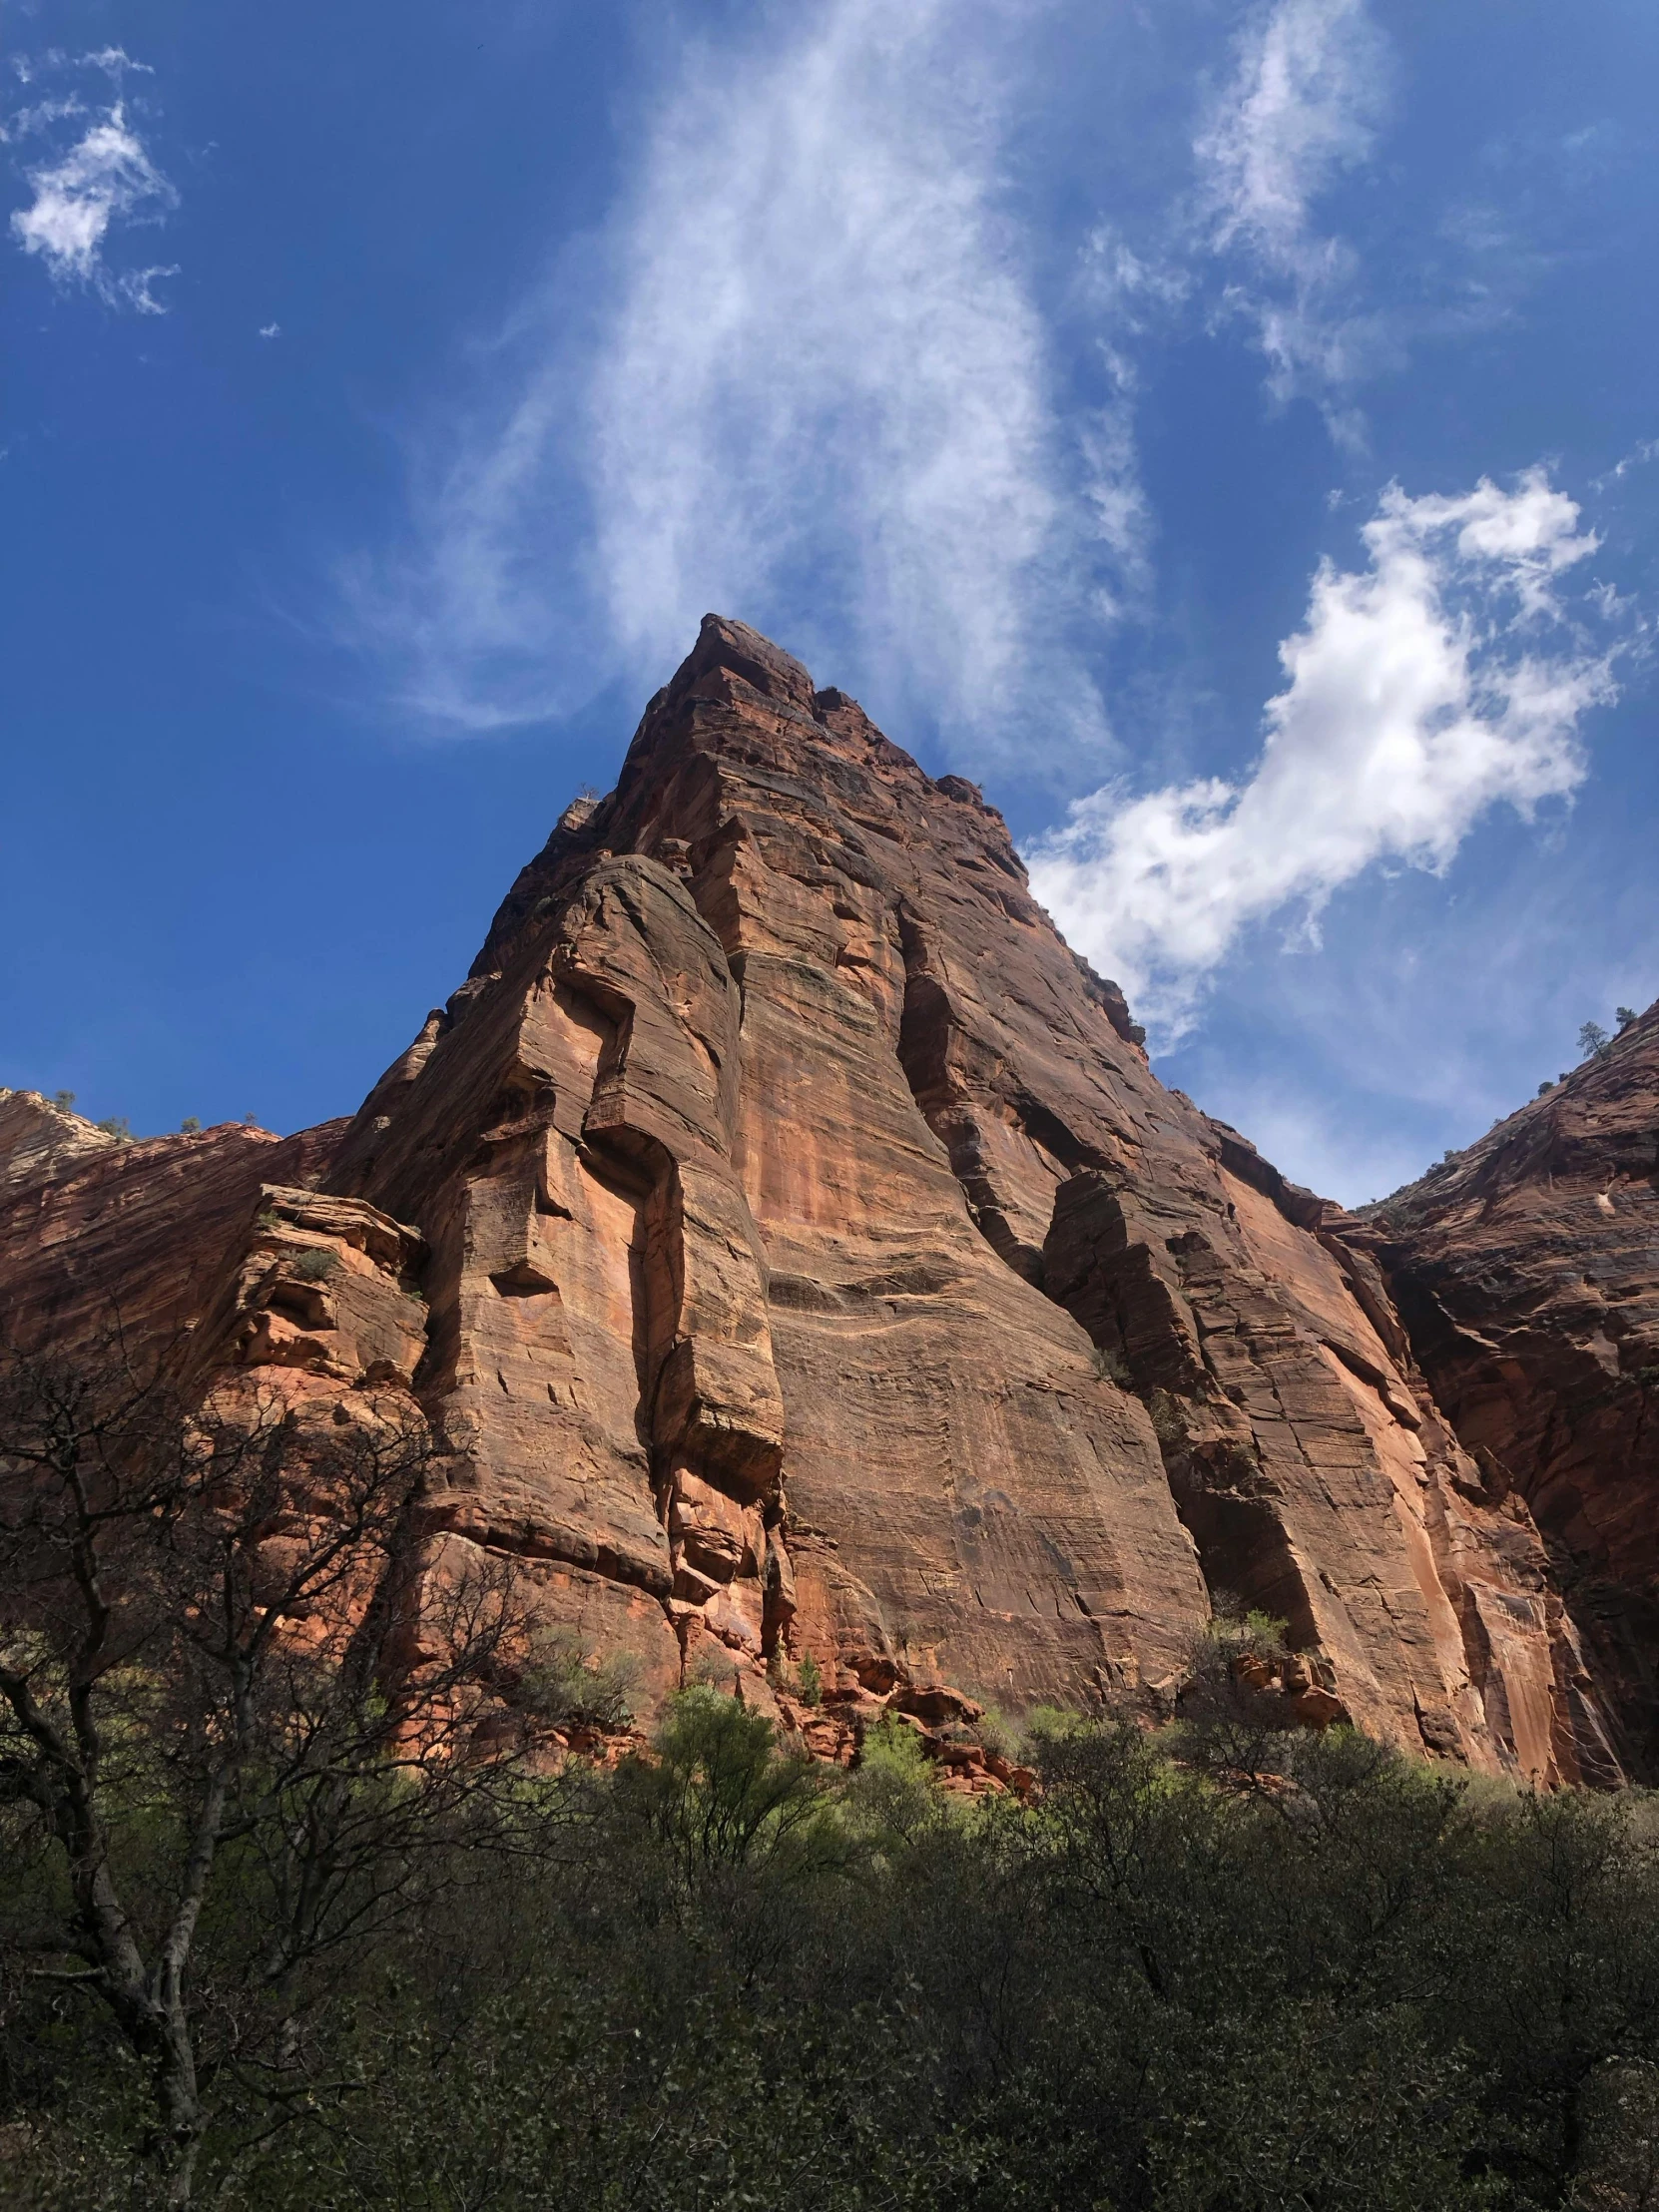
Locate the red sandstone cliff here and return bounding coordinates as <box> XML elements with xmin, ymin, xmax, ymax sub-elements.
<box><xmin>1355</xmin><ymin>1007</ymin><xmax>1659</xmax><ymax>1782</ymax></box>
<box><xmin>2</xmin><ymin>617</ymin><xmax>1647</xmax><ymax>1784</ymax></box>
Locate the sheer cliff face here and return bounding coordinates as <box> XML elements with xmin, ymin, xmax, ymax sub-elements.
<box><xmin>1359</xmin><ymin>1009</ymin><xmax>1659</xmax><ymax>1781</ymax></box>
<box><xmin>1</xmin><ymin>619</ymin><xmax>1643</xmax><ymax>1783</ymax></box>
<box><xmin>308</xmin><ymin>616</ymin><xmax>1606</xmax><ymax>1782</ymax></box>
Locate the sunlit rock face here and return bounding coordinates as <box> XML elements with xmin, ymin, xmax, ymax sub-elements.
<box><xmin>0</xmin><ymin>1090</ymin><xmax>349</xmax><ymax>1361</ymax></box>
<box><xmin>3</xmin><ymin>617</ymin><xmax>1646</xmax><ymax>1784</ymax></box>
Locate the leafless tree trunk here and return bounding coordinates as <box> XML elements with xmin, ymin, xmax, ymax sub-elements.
<box><xmin>0</xmin><ymin>1339</ymin><xmax>547</xmax><ymax>2204</ymax></box>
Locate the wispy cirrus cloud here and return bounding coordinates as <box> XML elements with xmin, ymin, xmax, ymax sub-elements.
<box><xmin>1028</xmin><ymin>467</ymin><xmax>1619</xmax><ymax>1036</ymax></box>
<box><xmin>1594</xmin><ymin>437</ymin><xmax>1659</xmax><ymax>492</ymax></box>
<box><xmin>1070</xmin><ymin>228</ymin><xmax>1187</xmax><ymax>621</ymax></box>
<box><xmin>587</xmin><ymin>0</ymin><xmax>1106</xmax><ymax>765</ymax></box>
<box><xmin>349</xmin><ymin>0</ymin><xmax>1137</xmax><ymax>765</ymax></box>
<box><xmin>4</xmin><ymin>48</ymin><xmax>177</xmax><ymax>311</ymax></box>
<box><xmin>1194</xmin><ymin>0</ymin><xmax>1394</xmax><ymax>437</ymax></box>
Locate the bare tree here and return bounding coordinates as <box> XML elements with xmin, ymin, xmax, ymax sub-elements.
<box><xmin>0</xmin><ymin>1341</ymin><xmax>546</xmax><ymax>2205</ymax></box>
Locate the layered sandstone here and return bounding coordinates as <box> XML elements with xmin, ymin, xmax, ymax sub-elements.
<box><xmin>0</xmin><ymin>619</ymin><xmax>1640</xmax><ymax>1784</ymax></box>
<box><xmin>1357</xmin><ymin>1006</ymin><xmax>1659</xmax><ymax>1781</ymax></box>
<box><xmin>314</xmin><ymin>618</ymin><xmax>1611</xmax><ymax>1780</ymax></box>
<box><xmin>0</xmin><ymin>1092</ymin><xmax>348</xmax><ymax>1359</ymax></box>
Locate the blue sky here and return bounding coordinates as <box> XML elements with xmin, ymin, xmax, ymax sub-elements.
<box><xmin>3</xmin><ymin>0</ymin><xmax>1655</xmax><ymax>1205</ymax></box>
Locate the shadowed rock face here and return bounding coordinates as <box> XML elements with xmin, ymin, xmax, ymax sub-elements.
<box><xmin>1356</xmin><ymin>1007</ymin><xmax>1659</xmax><ymax>1781</ymax></box>
<box><xmin>1</xmin><ymin>617</ymin><xmax>1646</xmax><ymax>1781</ymax></box>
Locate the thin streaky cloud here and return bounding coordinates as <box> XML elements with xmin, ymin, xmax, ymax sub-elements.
<box><xmin>349</xmin><ymin>0</ymin><xmax>1139</xmax><ymax>768</ymax></box>
<box><xmin>82</xmin><ymin>48</ymin><xmax>153</xmax><ymax>79</ymax></box>
<box><xmin>1028</xmin><ymin>467</ymin><xmax>1618</xmax><ymax>1038</ymax></box>
<box><xmin>588</xmin><ymin>0</ymin><xmax>1079</xmax><ymax>762</ymax></box>
<box><xmin>1195</xmin><ymin>0</ymin><xmax>1393</xmax><ymax>436</ymax></box>
<box><xmin>1594</xmin><ymin>437</ymin><xmax>1659</xmax><ymax>491</ymax></box>
<box><xmin>1070</xmin><ymin>226</ymin><xmax>1183</xmax><ymax>621</ymax></box>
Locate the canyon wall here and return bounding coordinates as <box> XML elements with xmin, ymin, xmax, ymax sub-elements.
<box><xmin>3</xmin><ymin>617</ymin><xmax>1651</xmax><ymax>1783</ymax></box>
<box><xmin>1356</xmin><ymin>1007</ymin><xmax>1659</xmax><ymax>1781</ymax></box>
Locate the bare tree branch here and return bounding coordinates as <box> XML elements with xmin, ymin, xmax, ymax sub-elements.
<box><xmin>0</xmin><ymin>1335</ymin><xmax>553</xmax><ymax>2204</ymax></box>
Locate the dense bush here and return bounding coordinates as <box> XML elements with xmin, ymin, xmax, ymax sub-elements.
<box><xmin>4</xmin><ymin>1681</ymin><xmax>1659</xmax><ymax>2210</ymax></box>
<box><xmin>5</xmin><ymin>1350</ymin><xmax>1659</xmax><ymax>2208</ymax></box>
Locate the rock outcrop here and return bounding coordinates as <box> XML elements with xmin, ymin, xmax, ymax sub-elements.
<box><xmin>1</xmin><ymin>618</ymin><xmax>1645</xmax><ymax>1783</ymax></box>
<box><xmin>0</xmin><ymin>1094</ymin><xmax>349</xmax><ymax>1359</ymax></box>
<box><xmin>1357</xmin><ymin>1007</ymin><xmax>1659</xmax><ymax>1781</ymax></box>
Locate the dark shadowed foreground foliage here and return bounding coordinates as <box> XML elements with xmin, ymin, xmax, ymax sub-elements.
<box><xmin>4</xmin><ymin>1352</ymin><xmax>1659</xmax><ymax>2209</ymax></box>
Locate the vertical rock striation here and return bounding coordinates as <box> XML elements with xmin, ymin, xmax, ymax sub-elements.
<box><xmin>0</xmin><ymin>620</ymin><xmax>1641</xmax><ymax>1781</ymax></box>
<box><xmin>315</xmin><ymin>617</ymin><xmax>1608</xmax><ymax>1776</ymax></box>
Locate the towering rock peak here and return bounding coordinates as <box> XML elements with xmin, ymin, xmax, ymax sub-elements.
<box><xmin>467</xmin><ymin>613</ymin><xmax>1038</xmax><ymax>991</ymax></box>
<box><xmin>3</xmin><ymin>622</ymin><xmax>1651</xmax><ymax>1784</ymax></box>
<box><xmin>674</xmin><ymin>609</ymin><xmax>822</xmax><ymax>716</ymax></box>
<box><xmin>305</xmin><ymin>619</ymin><xmax>1626</xmax><ymax>1782</ymax></box>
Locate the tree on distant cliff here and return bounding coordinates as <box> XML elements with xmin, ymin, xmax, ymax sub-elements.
<box><xmin>0</xmin><ymin>1344</ymin><xmax>546</xmax><ymax>2207</ymax></box>
<box><xmin>1580</xmin><ymin>1020</ymin><xmax>1611</xmax><ymax>1058</ymax></box>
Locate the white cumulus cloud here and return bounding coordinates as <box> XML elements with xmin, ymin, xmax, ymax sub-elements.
<box><xmin>1195</xmin><ymin>0</ymin><xmax>1393</xmax><ymax>432</ymax></box>
<box><xmin>6</xmin><ymin>53</ymin><xmax>176</xmax><ymax>311</ymax></box>
<box><xmin>357</xmin><ymin>0</ymin><xmax>1128</xmax><ymax>761</ymax></box>
<box><xmin>1027</xmin><ymin>468</ymin><xmax>1617</xmax><ymax>1035</ymax></box>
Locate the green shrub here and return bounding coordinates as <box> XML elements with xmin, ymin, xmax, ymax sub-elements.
<box><xmin>1199</xmin><ymin>1603</ymin><xmax>1292</xmax><ymax>1666</ymax></box>
<box><xmin>858</xmin><ymin>1711</ymin><xmax>932</xmax><ymax>1785</ymax></box>
<box><xmin>971</xmin><ymin>1705</ymin><xmax>1018</xmax><ymax>1764</ymax></box>
<box><xmin>847</xmin><ymin>1712</ymin><xmax>940</xmax><ymax>1847</ymax></box>
<box><xmin>292</xmin><ymin>1246</ymin><xmax>340</xmax><ymax>1282</ymax></box>
<box><xmin>1090</xmin><ymin>1342</ymin><xmax>1134</xmax><ymax>1386</ymax></box>
<box><xmin>619</xmin><ymin>1686</ymin><xmax>838</xmax><ymax>1883</ymax></box>
<box><xmin>1021</xmin><ymin>1700</ymin><xmax>1092</xmax><ymax>1743</ymax></box>
<box><xmin>690</xmin><ymin>1639</ymin><xmax>741</xmax><ymax>1690</ymax></box>
<box><xmin>766</xmin><ymin>1650</ymin><xmax>825</xmax><ymax>1706</ymax></box>
<box><xmin>10</xmin><ymin>1351</ymin><xmax>1659</xmax><ymax>2212</ymax></box>
<box><xmin>1146</xmin><ymin>1388</ymin><xmax>1189</xmax><ymax>1446</ymax></box>
<box><xmin>518</xmin><ymin>1629</ymin><xmax>636</xmax><ymax>1731</ymax></box>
